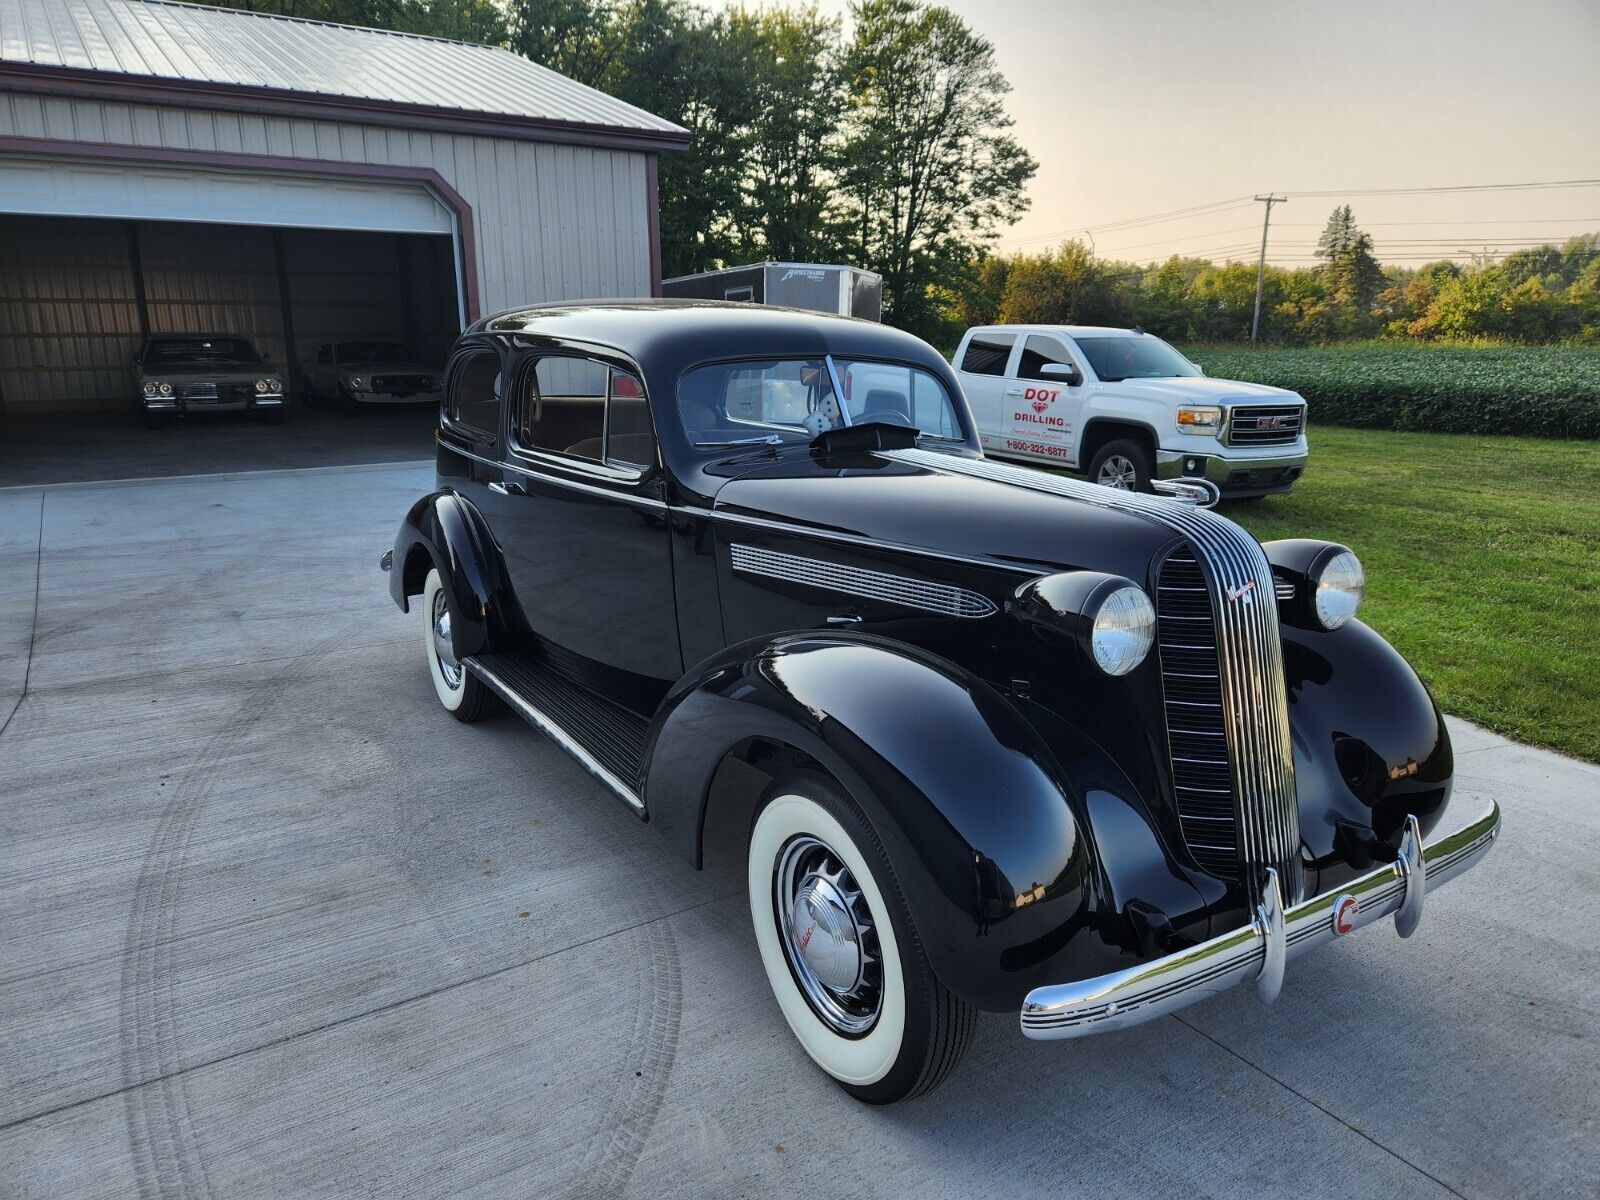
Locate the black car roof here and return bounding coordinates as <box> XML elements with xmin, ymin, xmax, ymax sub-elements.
<box><xmin>469</xmin><ymin>300</ymin><xmax>947</xmax><ymax>373</ymax></box>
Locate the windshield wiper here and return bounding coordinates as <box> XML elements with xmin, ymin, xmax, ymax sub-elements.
<box><xmin>693</xmin><ymin>434</ymin><xmax>786</xmax><ymax>449</ymax></box>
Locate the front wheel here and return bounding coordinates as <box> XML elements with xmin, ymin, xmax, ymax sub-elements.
<box><xmin>1087</xmin><ymin>438</ymin><xmax>1153</xmax><ymax>492</ymax></box>
<box><xmin>748</xmin><ymin>770</ymin><xmax>976</xmax><ymax>1103</ymax></box>
<box><xmin>421</xmin><ymin>567</ymin><xmax>503</xmax><ymax>722</ymax></box>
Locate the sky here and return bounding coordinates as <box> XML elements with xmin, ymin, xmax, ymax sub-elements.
<box><xmin>698</xmin><ymin>0</ymin><xmax>1600</xmax><ymax>267</ymax></box>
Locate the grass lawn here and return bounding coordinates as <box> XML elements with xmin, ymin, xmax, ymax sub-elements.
<box><xmin>1221</xmin><ymin>425</ymin><xmax>1600</xmax><ymax>763</ymax></box>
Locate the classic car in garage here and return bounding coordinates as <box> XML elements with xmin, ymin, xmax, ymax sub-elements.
<box><xmin>382</xmin><ymin>301</ymin><xmax>1500</xmax><ymax>1103</ymax></box>
<box><xmin>136</xmin><ymin>334</ymin><xmax>285</xmax><ymax>427</ymax></box>
<box><xmin>301</xmin><ymin>341</ymin><xmax>443</xmax><ymax>412</ymax></box>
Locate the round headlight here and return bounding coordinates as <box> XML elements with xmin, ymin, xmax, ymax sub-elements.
<box><xmin>142</xmin><ymin>383</ymin><xmax>157</xmax><ymax>397</ymax></box>
<box><xmin>1314</xmin><ymin>550</ymin><xmax>1364</xmax><ymax>630</ymax></box>
<box><xmin>349</xmin><ymin>376</ymin><xmax>365</xmax><ymax>391</ymax></box>
<box><xmin>255</xmin><ymin>378</ymin><xmax>268</xmax><ymax>393</ymax></box>
<box><xmin>269</xmin><ymin>378</ymin><xmax>282</xmax><ymax>392</ymax></box>
<box><xmin>1091</xmin><ymin>586</ymin><xmax>1156</xmax><ymax>676</ymax></box>
<box><xmin>158</xmin><ymin>382</ymin><xmax>173</xmax><ymax>396</ymax></box>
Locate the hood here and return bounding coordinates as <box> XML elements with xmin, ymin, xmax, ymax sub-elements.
<box><xmin>339</xmin><ymin>361</ymin><xmax>435</xmax><ymax>376</ymax></box>
<box><xmin>140</xmin><ymin>363</ymin><xmax>272</xmax><ymax>380</ymax></box>
<box><xmin>1094</xmin><ymin>376</ymin><xmax>1301</xmax><ymax>405</ymax></box>
<box><xmin>713</xmin><ymin>450</ymin><xmax>1179</xmax><ymax>584</ymax></box>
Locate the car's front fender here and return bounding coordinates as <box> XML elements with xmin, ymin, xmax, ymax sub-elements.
<box><xmin>643</xmin><ymin>631</ymin><xmax>1203</xmax><ymax>1011</ymax></box>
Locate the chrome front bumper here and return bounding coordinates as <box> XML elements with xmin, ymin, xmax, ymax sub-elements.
<box><xmin>1021</xmin><ymin>800</ymin><xmax>1501</xmax><ymax>1040</ymax></box>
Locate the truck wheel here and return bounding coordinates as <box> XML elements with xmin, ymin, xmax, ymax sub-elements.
<box><xmin>748</xmin><ymin>769</ymin><xmax>976</xmax><ymax>1104</ymax></box>
<box><xmin>1088</xmin><ymin>439</ymin><xmax>1153</xmax><ymax>492</ymax></box>
<box><xmin>422</xmin><ymin>567</ymin><xmax>503</xmax><ymax>722</ymax></box>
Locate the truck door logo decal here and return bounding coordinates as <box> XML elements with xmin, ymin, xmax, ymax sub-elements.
<box><xmin>1003</xmin><ymin>386</ymin><xmax>1072</xmax><ymax>459</ymax></box>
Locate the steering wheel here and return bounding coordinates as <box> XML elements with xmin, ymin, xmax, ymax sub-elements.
<box><xmin>855</xmin><ymin>409</ymin><xmax>915</xmax><ymax>428</ymax></box>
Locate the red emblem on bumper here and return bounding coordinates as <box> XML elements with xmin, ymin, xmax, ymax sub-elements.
<box><xmin>1332</xmin><ymin>893</ymin><xmax>1359</xmax><ymax>936</ymax></box>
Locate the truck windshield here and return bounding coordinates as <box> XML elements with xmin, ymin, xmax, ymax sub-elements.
<box><xmin>679</xmin><ymin>357</ymin><xmax>963</xmax><ymax>446</ymax></box>
<box><xmin>1074</xmin><ymin>336</ymin><xmax>1199</xmax><ymax>383</ymax></box>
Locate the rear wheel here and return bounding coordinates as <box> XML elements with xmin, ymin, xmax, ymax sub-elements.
<box><xmin>421</xmin><ymin>567</ymin><xmax>502</xmax><ymax>722</ymax></box>
<box><xmin>1087</xmin><ymin>438</ymin><xmax>1153</xmax><ymax>492</ymax></box>
<box><xmin>748</xmin><ymin>769</ymin><xmax>976</xmax><ymax>1103</ymax></box>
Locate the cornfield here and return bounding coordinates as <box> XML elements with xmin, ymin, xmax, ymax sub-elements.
<box><xmin>1186</xmin><ymin>344</ymin><xmax>1600</xmax><ymax>439</ymax></box>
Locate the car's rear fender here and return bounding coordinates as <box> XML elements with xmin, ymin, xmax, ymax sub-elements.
<box><xmin>642</xmin><ymin>630</ymin><xmax>1206</xmax><ymax>1011</ymax></box>
<box><xmin>389</xmin><ymin>489</ymin><xmax>521</xmax><ymax>657</ymax></box>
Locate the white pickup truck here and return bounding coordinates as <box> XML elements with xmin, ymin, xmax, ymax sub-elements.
<box><xmin>953</xmin><ymin>324</ymin><xmax>1309</xmax><ymax>498</ymax></box>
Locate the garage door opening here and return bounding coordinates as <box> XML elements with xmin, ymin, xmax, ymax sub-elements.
<box><xmin>0</xmin><ymin>214</ymin><xmax>462</xmax><ymax>485</ymax></box>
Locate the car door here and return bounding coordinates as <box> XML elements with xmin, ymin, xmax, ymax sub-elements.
<box><xmin>1012</xmin><ymin>333</ymin><xmax>1090</xmax><ymax>466</ymax></box>
<box><xmin>490</xmin><ymin>349</ymin><xmax>680</xmax><ymax>701</ymax></box>
<box><xmin>955</xmin><ymin>331</ymin><xmax>1017</xmax><ymax>453</ymax></box>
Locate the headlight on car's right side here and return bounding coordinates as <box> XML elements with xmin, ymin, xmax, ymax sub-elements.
<box><xmin>348</xmin><ymin>376</ymin><xmax>365</xmax><ymax>391</ymax></box>
<box><xmin>1262</xmin><ymin>539</ymin><xmax>1365</xmax><ymax>631</ymax></box>
<box><xmin>1176</xmin><ymin>405</ymin><xmax>1222</xmax><ymax>435</ymax></box>
<box><xmin>1312</xmin><ymin>550</ymin><xmax>1364</xmax><ymax>630</ymax></box>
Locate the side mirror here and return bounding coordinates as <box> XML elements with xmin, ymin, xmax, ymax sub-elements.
<box><xmin>1039</xmin><ymin>362</ymin><xmax>1083</xmax><ymax>387</ymax></box>
<box><xmin>1193</xmin><ymin>362</ymin><xmax>1205</xmax><ymax>376</ymax></box>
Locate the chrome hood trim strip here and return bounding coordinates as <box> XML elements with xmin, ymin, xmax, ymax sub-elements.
<box><xmin>882</xmin><ymin>447</ymin><xmax>1302</xmax><ymax>902</ymax></box>
<box><xmin>731</xmin><ymin>543</ymin><xmax>998</xmax><ymax>618</ymax></box>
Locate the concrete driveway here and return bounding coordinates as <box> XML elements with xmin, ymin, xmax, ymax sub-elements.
<box><xmin>1</xmin><ymin>462</ymin><xmax>1595</xmax><ymax>1199</ymax></box>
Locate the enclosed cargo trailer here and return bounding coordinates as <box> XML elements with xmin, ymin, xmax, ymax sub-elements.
<box><xmin>662</xmin><ymin>262</ymin><xmax>882</xmax><ymax>321</ymax></box>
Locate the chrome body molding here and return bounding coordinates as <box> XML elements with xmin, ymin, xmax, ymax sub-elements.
<box><xmin>463</xmin><ymin>657</ymin><xmax>645</xmax><ymax>813</ymax></box>
<box><xmin>883</xmin><ymin>447</ymin><xmax>1302</xmax><ymax>904</ymax></box>
<box><xmin>1019</xmin><ymin>799</ymin><xmax>1501</xmax><ymax>1040</ymax></box>
<box><xmin>730</xmin><ymin>543</ymin><xmax>998</xmax><ymax>619</ymax></box>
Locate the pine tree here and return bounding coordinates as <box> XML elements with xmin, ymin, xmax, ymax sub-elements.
<box><xmin>1315</xmin><ymin>206</ymin><xmax>1383</xmax><ymax>327</ymax></box>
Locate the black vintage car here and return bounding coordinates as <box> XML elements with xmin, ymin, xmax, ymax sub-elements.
<box><xmin>384</xmin><ymin>301</ymin><xmax>1499</xmax><ymax>1103</ymax></box>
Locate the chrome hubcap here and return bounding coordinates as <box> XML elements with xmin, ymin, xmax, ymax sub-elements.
<box><xmin>430</xmin><ymin>589</ymin><xmax>462</xmax><ymax>689</ymax></box>
<box><xmin>1098</xmin><ymin>455</ymin><xmax>1137</xmax><ymax>489</ymax></box>
<box><xmin>775</xmin><ymin>834</ymin><xmax>882</xmax><ymax>1036</ymax></box>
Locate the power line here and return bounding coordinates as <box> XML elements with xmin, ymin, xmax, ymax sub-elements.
<box><xmin>1000</xmin><ymin>179</ymin><xmax>1600</xmax><ymax>252</ymax></box>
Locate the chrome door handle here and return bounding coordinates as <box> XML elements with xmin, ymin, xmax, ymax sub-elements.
<box><xmin>825</xmin><ymin>614</ymin><xmax>862</xmax><ymax>626</ymax></box>
<box><xmin>487</xmin><ymin>480</ymin><xmax>525</xmax><ymax>496</ymax></box>
<box><xmin>1005</xmin><ymin>388</ymin><xmax>1024</xmax><ymax>396</ymax></box>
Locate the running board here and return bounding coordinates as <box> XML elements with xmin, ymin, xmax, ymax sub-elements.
<box><xmin>465</xmin><ymin>652</ymin><xmax>649</xmax><ymax>815</ymax></box>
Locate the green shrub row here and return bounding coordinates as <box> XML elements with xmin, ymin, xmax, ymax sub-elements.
<box><xmin>1186</xmin><ymin>344</ymin><xmax>1600</xmax><ymax>439</ymax></box>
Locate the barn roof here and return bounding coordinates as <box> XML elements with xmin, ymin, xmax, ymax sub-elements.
<box><xmin>0</xmin><ymin>0</ymin><xmax>689</xmax><ymax>148</ymax></box>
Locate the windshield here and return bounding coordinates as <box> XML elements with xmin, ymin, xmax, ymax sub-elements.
<box><xmin>143</xmin><ymin>337</ymin><xmax>259</xmax><ymax>366</ymax></box>
<box><xmin>679</xmin><ymin>357</ymin><xmax>963</xmax><ymax>447</ymax></box>
<box><xmin>338</xmin><ymin>342</ymin><xmax>411</xmax><ymax>363</ymax></box>
<box><xmin>1074</xmin><ymin>336</ymin><xmax>1199</xmax><ymax>383</ymax></box>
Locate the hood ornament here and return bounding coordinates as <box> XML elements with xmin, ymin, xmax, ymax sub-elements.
<box><xmin>1150</xmin><ymin>478</ymin><xmax>1222</xmax><ymax>508</ymax></box>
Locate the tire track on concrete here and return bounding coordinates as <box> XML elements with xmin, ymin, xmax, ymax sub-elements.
<box><xmin>119</xmin><ymin>627</ymin><xmax>349</xmax><ymax>1200</ymax></box>
<box><xmin>0</xmin><ymin>489</ymin><xmax>45</xmax><ymax>744</ymax></box>
<box><xmin>568</xmin><ymin>836</ymin><xmax>686</xmax><ymax>1198</ymax></box>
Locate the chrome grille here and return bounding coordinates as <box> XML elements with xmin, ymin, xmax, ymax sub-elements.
<box><xmin>881</xmin><ymin>447</ymin><xmax>1303</xmax><ymax>905</ymax></box>
<box><xmin>1157</xmin><ymin>548</ymin><xmax>1237</xmax><ymax>878</ymax></box>
<box><xmin>371</xmin><ymin>374</ymin><xmax>436</xmax><ymax>394</ymax></box>
<box><xmin>177</xmin><ymin>382</ymin><xmax>218</xmax><ymax>400</ymax></box>
<box><xmin>1227</xmin><ymin>405</ymin><xmax>1304</xmax><ymax>446</ymax></box>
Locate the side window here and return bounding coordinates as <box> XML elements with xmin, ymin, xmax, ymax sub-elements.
<box><xmin>910</xmin><ymin>371</ymin><xmax>958</xmax><ymax>439</ymax></box>
<box><xmin>445</xmin><ymin>350</ymin><xmax>502</xmax><ymax>439</ymax></box>
<box><xmin>514</xmin><ymin>356</ymin><xmax>657</xmax><ymax>470</ymax></box>
<box><xmin>1017</xmin><ymin>335</ymin><xmax>1075</xmax><ymax>381</ymax></box>
<box><xmin>959</xmin><ymin>332</ymin><xmax>1014</xmax><ymax>376</ymax></box>
<box><xmin>606</xmin><ymin>370</ymin><xmax>657</xmax><ymax>470</ymax></box>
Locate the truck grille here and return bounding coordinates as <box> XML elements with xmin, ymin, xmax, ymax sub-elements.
<box><xmin>176</xmin><ymin>382</ymin><xmax>218</xmax><ymax>401</ymax></box>
<box><xmin>1227</xmin><ymin>405</ymin><xmax>1304</xmax><ymax>446</ymax></box>
<box><xmin>1156</xmin><ymin>547</ymin><xmax>1239</xmax><ymax>879</ymax></box>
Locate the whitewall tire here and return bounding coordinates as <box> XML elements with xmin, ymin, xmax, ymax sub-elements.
<box><xmin>748</xmin><ymin>770</ymin><xmax>976</xmax><ymax>1103</ymax></box>
<box><xmin>421</xmin><ymin>567</ymin><xmax>502</xmax><ymax>723</ymax></box>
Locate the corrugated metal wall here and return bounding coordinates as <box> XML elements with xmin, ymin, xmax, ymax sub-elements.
<box><xmin>0</xmin><ymin>90</ymin><xmax>655</xmax><ymax>314</ymax></box>
<box><xmin>0</xmin><ymin>215</ymin><xmax>458</xmax><ymax>413</ymax></box>
<box><xmin>0</xmin><ymin>216</ymin><xmax>141</xmax><ymax>407</ymax></box>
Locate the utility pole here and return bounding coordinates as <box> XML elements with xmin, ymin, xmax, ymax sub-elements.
<box><xmin>1250</xmin><ymin>194</ymin><xmax>1287</xmax><ymax>346</ymax></box>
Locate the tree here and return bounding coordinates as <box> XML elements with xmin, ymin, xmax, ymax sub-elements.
<box><xmin>233</xmin><ymin>0</ymin><xmax>504</xmax><ymax>42</ymax></box>
<box><xmin>838</xmin><ymin>0</ymin><xmax>1036</xmax><ymax>339</ymax></box>
<box><xmin>1314</xmin><ymin>205</ymin><xmax>1383</xmax><ymax>329</ymax></box>
<box><xmin>727</xmin><ymin>6</ymin><xmax>850</xmax><ymax>263</ymax></box>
